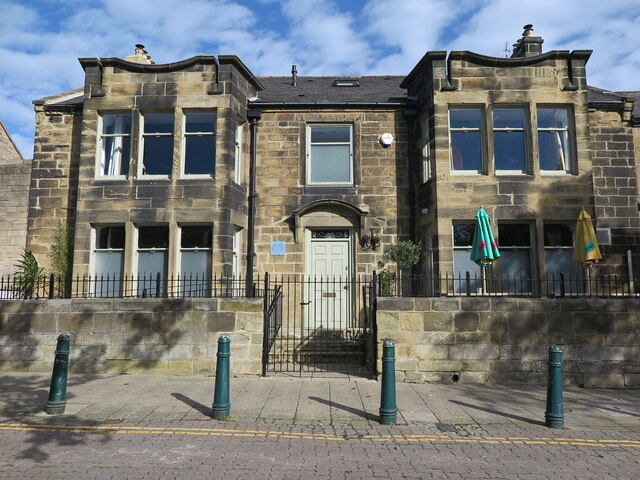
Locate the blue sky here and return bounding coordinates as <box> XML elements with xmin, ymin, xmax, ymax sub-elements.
<box><xmin>1</xmin><ymin>0</ymin><xmax>639</xmax><ymax>158</ymax></box>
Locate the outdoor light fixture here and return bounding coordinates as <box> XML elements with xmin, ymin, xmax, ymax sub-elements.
<box><xmin>360</xmin><ymin>228</ymin><xmax>381</xmax><ymax>250</ymax></box>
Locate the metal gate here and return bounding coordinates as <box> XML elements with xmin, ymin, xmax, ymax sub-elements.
<box><xmin>262</xmin><ymin>274</ymin><xmax>375</xmax><ymax>376</ymax></box>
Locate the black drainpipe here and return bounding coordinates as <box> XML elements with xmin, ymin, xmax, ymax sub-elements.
<box><xmin>404</xmin><ymin>106</ymin><xmax>418</xmax><ymax>244</ymax></box>
<box><xmin>246</xmin><ymin>109</ymin><xmax>262</xmax><ymax>296</ymax></box>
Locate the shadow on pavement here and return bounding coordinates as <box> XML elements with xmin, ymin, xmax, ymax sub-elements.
<box><xmin>449</xmin><ymin>399</ymin><xmax>545</xmax><ymax>426</ymax></box>
<box><xmin>171</xmin><ymin>393</ymin><xmax>212</xmax><ymax>417</ymax></box>
<box><xmin>13</xmin><ymin>417</ymin><xmax>112</xmax><ymax>463</ymax></box>
<box><xmin>308</xmin><ymin>395</ymin><xmax>376</xmax><ymax>421</ymax></box>
<box><xmin>0</xmin><ymin>374</ymin><xmax>115</xmax><ymax>462</ymax></box>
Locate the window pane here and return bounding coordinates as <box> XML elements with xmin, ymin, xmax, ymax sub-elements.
<box><xmin>453</xmin><ymin>250</ymin><xmax>482</xmax><ymax>293</ymax></box>
<box><xmin>102</xmin><ymin>115</ymin><xmax>131</xmax><ymax>135</ymax></box>
<box><xmin>185</xmin><ymin>113</ymin><xmax>215</xmax><ymax>133</ymax></box>
<box><xmin>138</xmin><ymin>251</ymin><xmax>168</xmax><ymax>276</ymax></box>
<box><xmin>538</xmin><ymin>108</ymin><xmax>568</xmax><ymax>129</ymax></box>
<box><xmin>450</xmin><ymin>109</ymin><xmax>482</xmax><ymax>129</ymax></box>
<box><xmin>96</xmin><ymin>226</ymin><xmax>125</xmax><ymax>249</ymax></box>
<box><xmin>311</xmin><ymin>126</ymin><xmax>350</xmax><ymax>143</ymax></box>
<box><xmin>94</xmin><ymin>251</ymin><xmax>123</xmax><ymax>297</ymax></box>
<box><xmin>185</xmin><ymin>136</ymin><xmax>215</xmax><ymax>174</ymax></box>
<box><xmin>544</xmin><ymin>250</ymin><xmax>583</xmax><ymax>295</ymax></box>
<box><xmin>310</xmin><ymin>144</ymin><xmax>351</xmax><ymax>182</ymax></box>
<box><xmin>143</xmin><ymin>136</ymin><xmax>173</xmax><ymax>175</ymax></box>
<box><xmin>451</xmin><ymin>131</ymin><xmax>482</xmax><ymax>170</ymax></box>
<box><xmin>493</xmin><ymin>109</ymin><xmax>525</xmax><ymax>129</ymax></box>
<box><xmin>499</xmin><ymin>250</ymin><xmax>532</xmax><ymax>279</ymax></box>
<box><xmin>144</xmin><ymin>114</ymin><xmax>174</xmax><ymax>134</ymax></box>
<box><xmin>181</xmin><ymin>251</ymin><xmax>211</xmax><ymax>276</ymax></box>
<box><xmin>494</xmin><ymin>131</ymin><xmax>525</xmax><ymax>170</ymax></box>
<box><xmin>539</xmin><ymin>131</ymin><xmax>569</xmax><ymax>170</ymax></box>
<box><xmin>102</xmin><ymin>136</ymin><xmax>130</xmax><ymax>176</ymax></box>
<box><xmin>181</xmin><ymin>226</ymin><xmax>212</xmax><ymax>248</ymax></box>
<box><xmin>498</xmin><ymin>224</ymin><xmax>530</xmax><ymax>246</ymax></box>
<box><xmin>138</xmin><ymin>226</ymin><xmax>169</xmax><ymax>248</ymax></box>
<box><xmin>453</xmin><ymin>223</ymin><xmax>475</xmax><ymax>246</ymax></box>
<box><xmin>95</xmin><ymin>251</ymin><xmax>123</xmax><ymax>277</ymax></box>
<box><xmin>544</xmin><ymin>224</ymin><xmax>573</xmax><ymax>246</ymax></box>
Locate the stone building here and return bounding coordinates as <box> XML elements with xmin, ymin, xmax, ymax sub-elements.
<box><xmin>0</xmin><ymin>121</ymin><xmax>30</xmax><ymax>275</ymax></box>
<box><xmin>24</xmin><ymin>27</ymin><xmax>639</xmax><ymax>288</ymax></box>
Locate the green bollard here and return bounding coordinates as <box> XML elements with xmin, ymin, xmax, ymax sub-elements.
<box><xmin>45</xmin><ymin>334</ymin><xmax>71</xmax><ymax>415</ymax></box>
<box><xmin>379</xmin><ymin>338</ymin><xmax>397</xmax><ymax>425</ymax></box>
<box><xmin>212</xmin><ymin>336</ymin><xmax>231</xmax><ymax>420</ymax></box>
<box><xmin>545</xmin><ymin>344</ymin><xmax>564</xmax><ymax>428</ymax></box>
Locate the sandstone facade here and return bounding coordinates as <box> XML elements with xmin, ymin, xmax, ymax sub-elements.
<box><xmin>377</xmin><ymin>297</ymin><xmax>640</xmax><ymax>388</ymax></box>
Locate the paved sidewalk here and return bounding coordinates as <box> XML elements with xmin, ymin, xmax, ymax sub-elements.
<box><xmin>0</xmin><ymin>372</ymin><xmax>638</xmax><ymax>434</ymax></box>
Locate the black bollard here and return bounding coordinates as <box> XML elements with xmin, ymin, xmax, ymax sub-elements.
<box><xmin>379</xmin><ymin>338</ymin><xmax>397</xmax><ymax>424</ymax></box>
<box><xmin>545</xmin><ymin>344</ymin><xmax>564</xmax><ymax>428</ymax></box>
<box><xmin>45</xmin><ymin>334</ymin><xmax>71</xmax><ymax>415</ymax></box>
<box><xmin>212</xmin><ymin>336</ymin><xmax>231</xmax><ymax>420</ymax></box>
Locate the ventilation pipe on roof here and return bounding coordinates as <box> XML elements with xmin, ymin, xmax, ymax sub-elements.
<box><xmin>291</xmin><ymin>65</ymin><xmax>297</xmax><ymax>87</ymax></box>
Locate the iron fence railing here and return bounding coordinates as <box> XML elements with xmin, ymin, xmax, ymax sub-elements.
<box><xmin>376</xmin><ymin>271</ymin><xmax>640</xmax><ymax>298</ymax></box>
<box><xmin>0</xmin><ymin>273</ymin><xmax>263</xmax><ymax>300</ymax></box>
<box><xmin>1</xmin><ymin>271</ymin><xmax>638</xmax><ymax>300</ymax></box>
<box><xmin>261</xmin><ymin>274</ymin><xmax>374</xmax><ymax>375</ymax></box>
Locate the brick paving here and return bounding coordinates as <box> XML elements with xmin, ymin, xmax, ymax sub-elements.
<box><xmin>0</xmin><ymin>372</ymin><xmax>638</xmax><ymax>479</ymax></box>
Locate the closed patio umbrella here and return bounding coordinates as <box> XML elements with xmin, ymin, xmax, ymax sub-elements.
<box><xmin>573</xmin><ymin>209</ymin><xmax>601</xmax><ymax>266</ymax></box>
<box><xmin>471</xmin><ymin>208</ymin><xmax>500</xmax><ymax>292</ymax></box>
<box><xmin>573</xmin><ymin>209</ymin><xmax>601</xmax><ymax>295</ymax></box>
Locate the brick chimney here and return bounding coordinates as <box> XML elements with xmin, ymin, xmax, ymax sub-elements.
<box><xmin>511</xmin><ymin>24</ymin><xmax>544</xmax><ymax>58</ymax></box>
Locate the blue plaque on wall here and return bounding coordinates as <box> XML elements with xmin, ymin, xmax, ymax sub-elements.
<box><xmin>271</xmin><ymin>241</ymin><xmax>285</xmax><ymax>256</ymax></box>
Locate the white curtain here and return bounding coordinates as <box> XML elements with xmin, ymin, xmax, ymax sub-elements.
<box><xmin>101</xmin><ymin>116</ymin><xmax>124</xmax><ymax>175</ymax></box>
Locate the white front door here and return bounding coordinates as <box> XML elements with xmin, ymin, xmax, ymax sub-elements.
<box><xmin>307</xmin><ymin>230</ymin><xmax>352</xmax><ymax>330</ymax></box>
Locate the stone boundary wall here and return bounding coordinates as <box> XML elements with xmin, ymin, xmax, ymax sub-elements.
<box><xmin>377</xmin><ymin>297</ymin><xmax>640</xmax><ymax>388</ymax></box>
<box><xmin>0</xmin><ymin>298</ymin><xmax>263</xmax><ymax>376</ymax></box>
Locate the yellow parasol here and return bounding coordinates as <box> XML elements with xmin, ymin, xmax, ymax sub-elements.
<box><xmin>573</xmin><ymin>210</ymin><xmax>602</xmax><ymax>266</ymax></box>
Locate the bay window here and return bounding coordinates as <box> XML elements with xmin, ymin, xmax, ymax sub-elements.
<box><xmin>497</xmin><ymin>223</ymin><xmax>534</xmax><ymax>293</ymax></box>
<box><xmin>537</xmin><ymin>107</ymin><xmax>573</xmax><ymax>173</ymax></box>
<box><xmin>449</xmin><ymin>108</ymin><xmax>484</xmax><ymax>172</ymax></box>
<box><xmin>184</xmin><ymin>112</ymin><xmax>216</xmax><ymax>175</ymax></box>
<box><xmin>544</xmin><ymin>223</ymin><xmax>582</xmax><ymax>294</ymax></box>
<box><xmin>137</xmin><ymin>226</ymin><xmax>169</xmax><ymax>296</ymax></box>
<box><xmin>99</xmin><ymin>115</ymin><xmax>131</xmax><ymax>177</ymax></box>
<box><xmin>179</xmin><ymin>225</ymin><xmax>212</xmax><ymax>297</ymax></box>
<box><xmin>493</xmin><ymin>108</ymin><xmax>527</xmax><ymax>173</ymax></box>
<box><xmin>93</xmin><ymin>226</ymin><xmax>125</xmax><ymax>297</ymax></box>
<box><xmin>141</xmin><ymin>113</ymin><xmax>174</xmax><ymax>176</ymax></box>
<box><xmin>452</xmin><ymin>222</ymin><xmax>482</xmax><ymax>293</ymax></box>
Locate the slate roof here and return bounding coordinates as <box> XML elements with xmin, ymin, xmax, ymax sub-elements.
<box><xmin>32</xmin><ymin>81</ymin><xmax>639</xmax><ymax>123</ymax></box>
<box><xmin>33</xmin><ymin>88</ymin><xmax>84</xmax><ymax>107</ymax></box>
<box><xmin>253</xmin><ymin>76</ymin><xmax>408</xmax><ymax>104</ymax></box>
<box><xmin>587</xmin><ymin>86</ymin><xmax>640</xmax><ymax>123</ymax></box>
<box><xmin>617</xmin><ymin>91</ymin><xmax>640</xmax><ymax>120</ymax></box>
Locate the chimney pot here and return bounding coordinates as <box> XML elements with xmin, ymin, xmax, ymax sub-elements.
<box><xmin>125</xmin><ymin>43</ymin><xmax>154</xmax><ymax>64</ymax></box>
<box><xmin>510</xmin><ymin>24</ymin><xmax>543</xmax><ymax>58</ymax></box>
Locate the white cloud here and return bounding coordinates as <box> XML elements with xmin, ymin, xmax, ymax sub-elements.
<box><xmin>279</xmin><ymin>0</ymin><xmax>374</xmax><ymax>75</ymax></box>
<box><xmin>1</xmin><ymin>0</ymin><xmax>639</xmax><ymax>158</ymax></box>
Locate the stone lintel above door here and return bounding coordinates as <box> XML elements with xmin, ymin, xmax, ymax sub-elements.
<box><xmin>291</xmin><ymin>199</ymin><xmax>369</xmax><ymax>244</ymax></box>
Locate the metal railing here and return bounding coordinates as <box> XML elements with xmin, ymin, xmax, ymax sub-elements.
<box><xmin>261</xmin><ymin>274</ymin><xmax>374</xmax><ymax>375</ymax></box>
<box><xmin>375</xmin><ymin>271</ymin><xmax>640</xmax><ymax>298</ymax></box>
<box><xmin>0</xmin><ymin>273</ymin><xmax>262</xmax><ymax>300</ymax></box>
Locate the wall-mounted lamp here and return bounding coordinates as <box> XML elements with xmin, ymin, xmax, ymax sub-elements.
<box><xmin>360</xmin><ymin>228</ymin><xmax>381</xmax><ymax>250</ymax></box>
